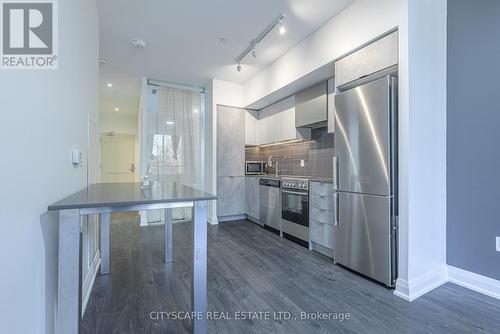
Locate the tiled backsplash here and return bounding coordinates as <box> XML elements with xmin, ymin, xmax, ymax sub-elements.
<box><xmin>246</xmin><ymin>127</ymin><xmax>334</xmax><ymax>178</ymax></box>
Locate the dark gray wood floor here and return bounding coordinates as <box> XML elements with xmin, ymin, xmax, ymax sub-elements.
<box><xmin>81</xmin><ymin>213</ymin><xmax>500</xmax><ymax>334</ymax></box>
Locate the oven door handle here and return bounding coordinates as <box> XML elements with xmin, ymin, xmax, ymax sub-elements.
<box><xmin>282</xmin><ymin>190</ymin><xmax>308</xmax><ymax>196</ymax></box>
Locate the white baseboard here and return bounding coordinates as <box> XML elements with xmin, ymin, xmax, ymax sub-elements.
<box><xmin>394</xmin><ymin>266</ymin><xmax>448</xmax><ymax>301</ymax></box>
<box><xmin>208</xmin><ymin>216</ymin><xmax>218</xmax><ymax>225</ymax></box>
<box><xmin>217</xmin><ymin>215</ymin><xmax>246</xmax><ymax>223</ymax></box>
<box><xmin>82</xmin><ymin>250</ymin><xmax>101</xmax><ymax>315</ymax></box>
<box><xmin>448</xmin><ymin>266</ymin><xmax>500</xmax><ymax>300</ymax></box>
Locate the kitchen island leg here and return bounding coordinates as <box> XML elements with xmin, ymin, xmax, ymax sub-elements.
<box><xmin>100</xmin><ymin>212</ymin><xmax>111</xmax><ymax>275</ymax></box>
<box><xmin>192</xmin><ymin>201</ymin><xmax>207</xmax><ymax>334</ymax></box>
<box><xmin>57</xmin><ymin>209</ymin><xmax>81</xmax><ymax>334</ymax></box>
<box><xmin>164</xmin><ymin>208</ymin><xmax>173</xmax><ymax>263</ymax></box>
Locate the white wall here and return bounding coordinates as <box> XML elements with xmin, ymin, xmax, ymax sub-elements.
<box><xmin>100</xmin><ymin>112</ymin><xmax>139</xmax><ymax>135</ymax></box>
<box><xmin>204</xmin><ymin>79</ymin><xmax>244</xmax><ymax>223</ymax></box>
<box><xmin>100</xmin><ymin>112</ymin><xmax>140</xmax><ymax>181</ymax></box>
<box><xmin>0</xmin><ymin>1</ymin><xmax>99</xmax><ymax>333</ymax></box>
<box><xmin>396</xmin><ymin>0</ymin><xmax>448</xmax><ymax>300</ymax></box>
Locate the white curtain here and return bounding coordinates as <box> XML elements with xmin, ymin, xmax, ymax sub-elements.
<box><xmin>146</xmin><ymin>86</ymin><xmax>202</xmax><ymax>220</ymax></box>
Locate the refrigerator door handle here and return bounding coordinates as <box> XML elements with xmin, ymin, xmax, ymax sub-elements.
<box><xmin>333</xmin><ymin>192</ymin><xmax>339</xmax><ymax>226</ymax></box>
<box><xmin>333</xmin><ymin>156</ymin><xmax>339</xmax><ymax>189</ymax></box>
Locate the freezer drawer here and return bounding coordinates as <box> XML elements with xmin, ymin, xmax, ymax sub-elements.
<box><xmin>333</xmin><ymin>192</ymin><xmax>395</xmax><ymax>286</ymax></box>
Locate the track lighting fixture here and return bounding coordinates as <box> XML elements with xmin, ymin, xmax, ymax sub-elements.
<box><xmin>235</xmin><ymin>14</ymin><xmax>285</xmax><ymax>72</ymax></box>
<box><xmin>279</xmin><ymin>25</ymin><xmax>286</xmax><ymax>35</ymax></box>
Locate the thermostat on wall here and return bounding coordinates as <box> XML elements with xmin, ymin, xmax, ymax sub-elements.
<box><xmin>71</xmin><ymin>149</ymin><xmax>85</xmax><ymax>167</ymax></box>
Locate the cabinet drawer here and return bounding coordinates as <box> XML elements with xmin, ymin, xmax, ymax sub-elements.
<box><xmin>310</xmin><ymin>182</ymin><xmax>333</xmax><ymax>198</ymax></box>
<box><xmin>310</xmin><ymin>219</ymin><xmax>334</xmax><ymax>250</ymax></box>
<box><xmin>310</xmin><ymin>207</ymin><xmax>333</xmax><ymax>225</ymax></box>
<box><xmin>310</xmin><ymin>194</ymin><xmax>333</xmax><ymax>211</ymax></box>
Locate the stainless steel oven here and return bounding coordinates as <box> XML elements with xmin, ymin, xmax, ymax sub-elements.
<box><xmin>246</xmin><ymin>161</ymin><xmax>266</xmax><ymax>175</ymax></box>
<box><xmin>281</xmin><ymin>178</ymin><xmax>309</xmax><ymax>247</ymax></box>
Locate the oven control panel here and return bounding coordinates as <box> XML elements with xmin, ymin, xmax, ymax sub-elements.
<box><xmin>281</xmin><ymin>179</ymin><xmax>309</xmax><ymax>191</ymax></box>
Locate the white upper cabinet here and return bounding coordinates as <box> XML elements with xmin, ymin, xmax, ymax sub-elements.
<box><xmin>245</xmin><ymin>110</ymin><xmax>258</xmax><ymax>146</ymax></box>
<box><xmin>256</xmin><ymin>106</ymin><xmax>269</xmax><ymax>145</ymax></box>
<box><xmin>251</xmin><ymin>96</ymin><xmax>311</xmax><ymax>146</ymax></box>
<box><xmin>335</xmin><ymin>31</ymin><xmax>398</xmax><ymax>89</ymax></box>
<box><xmin>280</xmin><ymin>96</ymin><xmax>297</xmax><ymax>140</ymax></box>
<box><xmin>281</xmin><ymin>95</ymin><xmax>311</xmax><ymax>141</ymax></box>
<box><xmin>268</xmin><ymin>102</ymin><xmax>282</xmax><ymax>144</ymax></box>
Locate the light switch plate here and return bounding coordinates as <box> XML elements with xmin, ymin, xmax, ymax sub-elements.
<box><xmin>496</xmin><ymin>237</ymin><xmax>500</xmax><ymax>252</ymax></box>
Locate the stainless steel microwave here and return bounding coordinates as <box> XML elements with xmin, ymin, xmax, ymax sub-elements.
<box><xmin>245</xmin><ymin>161</ymin><xmax>266</xmax><ymax>175</ymax></box>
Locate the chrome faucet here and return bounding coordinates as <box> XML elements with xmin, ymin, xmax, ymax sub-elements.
<box><xmin>267</xmin><ymin>156</ymin><xmax>280</xmax><ymax>177</ymax></box>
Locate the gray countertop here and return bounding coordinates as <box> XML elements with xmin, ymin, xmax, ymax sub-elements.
<box><xmin>48</xmin><ymin>182</ymin><xmax>217</xmax><ymax>211</ymax></box>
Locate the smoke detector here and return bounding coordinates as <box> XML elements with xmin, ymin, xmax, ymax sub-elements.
<box><xmin>130</xmin><ymin>39</ymin><xmax>146</xmax><ymax>49</ymax></box>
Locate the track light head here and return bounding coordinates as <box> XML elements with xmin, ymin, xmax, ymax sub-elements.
<box><xmin>237</xmin><ymin>63</ymin><xmax>242</xmax><ymax>72</ymax></box>
<box><xmin>252</xmin><ymin>49</ymin><xmax>257</xmax><ymax>58</ymax></box>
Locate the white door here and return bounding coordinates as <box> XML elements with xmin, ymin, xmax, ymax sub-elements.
<box><xmin>100</xmin><ymin>133</ymin><xmax>136</xmax><ymax>183</ymax></box>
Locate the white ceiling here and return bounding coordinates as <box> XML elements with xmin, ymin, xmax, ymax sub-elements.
<box><xmin>97</xmin><ymin>0</ymin><xmax>354</xmax><ymax>115</ymax></box>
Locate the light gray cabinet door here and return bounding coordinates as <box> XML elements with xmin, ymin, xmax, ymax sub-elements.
<box><xmin>295</xmin><ymin>81</ymin><xmax>328</xmax><ymax>127</ymax></box>
<box><xmin>310</xmin><ymin>219</ymin><xmax>334</xmax><ymax>249</ymax></box>
<box><xmin>245</xmin><ymin>177</ymin><xmax>260</xmax><ymax>220</ymax></box>
<box><xmin>217</xmin><ymin>176</ymin><xmax>245</xmax><ymax>217</ymax></box>
<box><xmin>217</xmin><ymin>105</ymin><xmax>245</xmax><ymax>177</ymax></box>
<box><xmin>335</xmin><ymin>31</ymin><xmax>398</xmax><ymax>88</ymax></box>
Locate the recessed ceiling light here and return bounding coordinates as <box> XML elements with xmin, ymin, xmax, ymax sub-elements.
<box><xmin>130</xmin><ymin>39</ymin><xmax>146</xmax><ymax>49</ymax></box>
<box><xmin>219</xmin><ymin>37</ymin><xmax>228</xmax><ymax>44</ymax></box>
<box><xmin>114</xmin><ymin>108</ymin><xmax>119</xmax><ymax>112</ymax></box>
<box><xmin>107</xmin><ymin>83</ymin><xmax>113</xmax><ymax>87</ymax></box>
<box><xmin>166</xmin><ymin>121</ymin><xmax>174</xmax><ymax>125</ymax></box>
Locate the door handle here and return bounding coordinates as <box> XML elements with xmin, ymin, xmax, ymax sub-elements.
<box><xmin>129</xmin><ymin>163</ymin><xmax>136</xmax><ymax>173</ymax></box>
<box><xmin>333</xmin><ymin>193</ymin><xmax>339</xmax><ymax>227</ymax></box>
<box><xmin>333</xmin><ymin>157</ymin><xmax>339</xmax><ymax>189</ymax></box>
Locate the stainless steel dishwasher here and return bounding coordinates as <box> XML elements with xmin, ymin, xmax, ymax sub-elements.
<box><xmin>259</xmin><ymin>178</ymin><xmax>281</xmax><ymax>235</ymax></box>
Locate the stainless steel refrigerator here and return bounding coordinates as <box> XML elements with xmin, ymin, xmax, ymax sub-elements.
<box><xmin>332</xmin><ymin>76</ymin><xmax>398</xmax><ymax>287</ymax></box>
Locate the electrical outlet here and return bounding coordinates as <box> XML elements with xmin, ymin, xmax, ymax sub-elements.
<box><xmin>496</xmin><ymin>237</ymin><xmax>500</xmax><ymax>252</ymax></box>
